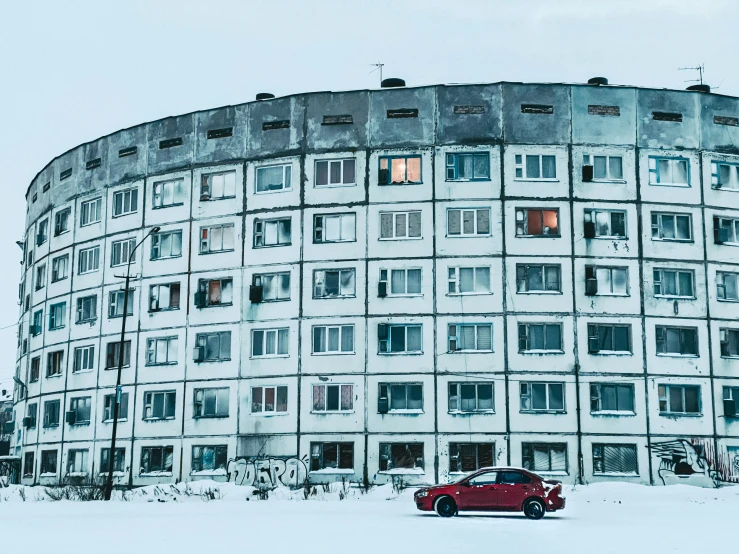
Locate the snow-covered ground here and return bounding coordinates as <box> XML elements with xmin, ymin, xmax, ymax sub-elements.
<box><xmin>0</xmin><ymin>481</ymin><xmax>734</xmax><ymax>553</ymax></box>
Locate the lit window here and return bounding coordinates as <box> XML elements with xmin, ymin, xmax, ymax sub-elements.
<box><xmin>515</xmin><ymin>208</ymin><xmax>559</xmax><ymax>236</ymax></box>
<box><xmin>378</xmin><ymin>156</ymin><xmax>422</xmax><ymax>185</ymax></box>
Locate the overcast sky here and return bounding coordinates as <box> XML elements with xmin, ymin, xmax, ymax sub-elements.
<box><xmin>0</xmin><ymin>0</ymin><xmax>736</xmax><ymax>388</ymax></box>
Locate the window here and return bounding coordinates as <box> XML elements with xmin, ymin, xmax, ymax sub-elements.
<box><xmin>584</xmin><ymin>209</ymin><xmax>626</xmax><ymax>238</ymax></box>
<box><xmin>724</xmin><ymin>387</ymin><xmax>739</xmax><ymax>418</ymax></box>
<box><xmin>585</xmin><ymin>266</ymin><xmax>629</xmax><ymax>296</ymax></box>
<box><xmin>515</xmin><ymin>154</ymin><xmax>556</xmax><ymax>179</ymax></box>
<box><xmin>80</xmin><ymin>198</ymin><xmax>102</xmax><ymax>226</ymax></box>
<box><xmin>143</xmin><ymin>391</ymin><xmax>176</xmax><ymax>420</ymax></box>
<box><xmin>146</xmin><ymin>336</ymin><xmax>178</xmax><ymax>366</ymax></box>
<box><xmin>112</xmin><ymin>188</ymin><xmax>138</xmax><ymax>217</ymax></box>
<box><xmin>69</xmin><ymin>397</ymin><xmax>91</xmax><ymax>425</ymax></box>
<box><xmin>48</xmin><ymin>302</ymin><xmax>66</xmax><ymax>330</ymax></box>
<box><xmin>717</xmin><ymin>272</ymin><xmax>739</xmax><ymax>302</ymax></box>
<box><xmin>582</xmin><ymin>154</ymin><xmax>623</xmax><ymax>181</ymax></box>
<box><xmin>111</xmin><ymin>238</ymin><xmax>136</xmax><ymax>267</ymax></box>
<box><xmin>516</xmin><ymin>264</ymin><xmax>561</xmax><ymax>293</ymax></box>
<box><xmin>251</xmin><ymin>386</ymin><xmax>288</xmax><ymax>413</ymax></box>
<box><xmin>651</xmin><ymin>213</ymin><xmax>692</xmax><ymax>241</ymax></box>
<box><xmin>201</xmin><ymin>172</ymin><xmax>235</xmax><ymax>200</ymax></box>
<box><xmin>105</xmin><ymin>340</ymin><xmax>131</xmax><ymax>369</ymax></box>
<box><xmin>711</xmin><ymin>161</ymin><xmax>739</xmax><ymax>190</ymax></box>
<box><xmin>448</xmin><ymin>383</ymin><xmax>494</xmax><ymax>413</ymax></box>
<box><xmin>35</xmin><ymin>264</ymin><xmax>46</xmax><ymax>290</ymax></box>
<box><xmin>67</xmin><ymin>449</ymin><xmax>89</xmax><ymax>475</ymax></box>
<box><xmin>195</xmin><ymin>278</ymin><xmax>233</xmax><ymax>307</ymax></box>
<box><xmin>312</xmin><ymin>384</ymin><xmax>353</xmax><ymax>412</ymax></box>
<box><xmin>313</xmin><ymin>213</ymin><xmax>356</xmax><ymax>243</ymax></box>
<box><xmin>590</xmin><ymin>383</ymin><xmax>634</xmax><ymax>413</ymax></box>
<box><xmin>653</xmin><ymin>269</ymin><xmax>694</xmax><ymax>298</ymax></box>
<box><xmin>655</xmin><ymin>326</ymin><xmax>698</xmax><ymax>356</ymax></box>
<box><xmin>720</xmin><ymin>328</ymin><xmax>739</xmax><ymax>357</ymax></box>
<box><xmin>522</xmin><ymin>443</ymin><xmax>567</xmax><ymax>473</ymax></box>
<box><xmin>520</xmin><ymin>382</ymin><xmax>565</xmax><ymax>412</ymax></box>
<box><xmin>593</xmin><ymin>444</ymin><xmax>638</xmax><ymax>475</ymax></box>
<box><xmin>445</xmin><ymin>152</ymin><xmax>490</xmax><ymax>181</ymax></box>
<box><xmin>150</xmin><ymin>230</ymin><xmax>183</xmax><ymax>260</ymax></box>
<box><xmin>194</xmin><ymin>332</ymin><xmax>231</xmax><ymax>362</ymax></box>
<box><xmin>587</xmin><ymin>324</ymin><xmax>631</xmax><ymax>353</ymax></box>
<box><xmin>100</xmin><ymin>448</ymin><xmax>126</xmax><ymax>473</ymax></box>
<box><xmin>25</xmin><ymin>403</ymin><xmax>37</xmax><ymax>429</ymax></box>
<box><xmin>447</xmin><ymin>324</ymin><xmax>493</xmax><ymax>352</ymax></box>
<box><xmin>193</xmin><ymin>388</ymin><xmax>229</xmax><ymax>418</ymax></box>
<box><xmin>256</xmin><ymin>164</ymin><xmax>291</xmax><ymax>193</ymax></box>
<box><xmin>200</xmin><ymin>224</ymin><xmax>235</xmax><ymax>254</ymax></box>
<box><xmin>41</xmin><ymin>450</ymin><xmax>58</xmax><ymax>474</ymax></box>
<box><xmin>54</xmin><ymin>208</ymin><xmax>70</xmax><ymax>236</ymax></box>
<box><xmin>312</xmin><ymin>325</ymin><xmax>354</xmax><ymax>354</ymax></box>
<box><xmin>103</xmin><ymin>393</ymin><xmax>129</xmax><ymax>422</ymax></box>
<box><xmin>73</xmin><ymin>345</ymin><xmax>95</xmax><ymax>373</ymax></box>
<box><xmin>192</xmin><ymin>446</ymin><xmax>228</xmax><ymax>473</ymax></box>
<box><xmin>518</xmin><ymin>323</ymin><xmax>562</xmax><ymax>353</ymax></box>
<box><xmin>315</xmin><ymin>158</ymin><xmax>356</xmax><ymax>186</ymax></box>
<box><xmin>447</xmin><ymin>267</ymin><xmax>491</xmax><ymax>295</ymax></box>
<box><xmin>378</xmin><ymin>155</ymin><xmax>422</xmax><ymax>185</ymax></box>
<box><xmin>108</xmin><ymin>289</ymin><xmax>134</xmax><ymax>318</ymax></box>
<box><xmin>379</xmin><ymin>443</ymin><xmax>424</xmax><ymax>471</ymax></box>
<box><xmin>153</xmin><ymin>179</ymin><xmax>185</xmax><ymax>208</ymax></box>
<box><xmin>23</xmin><ymin>452</ymin><xmax>34</xmax><ymax>477</ymax></box>
<box><xmin>253</xmin><ymin>273</ymin><xmax>290</xmax><ymax>302</ymax></box>
<box><xmin>31</xmin><ymin>310</ymin><xmax>42</xmax><ymax>336</ymax></box>
<box><xmin>648</xmin><ymin>157</ymin><xmax>689</xmax><ymax>186</ymax></box>
<box><xmin>254</xmin><ymin>217</ymin><xmax>291</xmax><ymax>247</ymax></box>
<box><xmin>515</xmin><ymin>208</ymin><xmax>559</xmax><ymax>236</ymax></box>
<box><xmin>149</xmin><ymin>283</ymin><xmax>181</xmax><ymax>311</ymax></box>
<box><xmin>140</xmin><ymin>446</ymin><xmax>174</xmax><ymax>474</ymax></box>
<box><xmin>658</xmin><ymin>384</ymin><xmax>701</xmax><ymax>414</ymax></box>
<box><xmin>78</xmin><ymin>246</ymin><xmax>100</xmax><ymax>274</ymax></box>
<box><xmin>714</xmin><ymin>216</ymin><xmax>739</xmax><ymax>244</ymax></box>
<box><xmin>447</xmin><ymin>208</ymin><xmax>491</xmax><ymax>237</ymax></box>
<box><xmin>449</xmin><ymin>443</ymin><xmax>494</xmax><ymax>473</ymax></box>
<box><xmin>30</xmin><ymin>356</ymin><xmax>40</xmax><ymax>382</ymax></box>
<box><xmin>310</xmin><ymin>443</ymin><xmax>354</xmax><ymax>471</ymax></box>
<box><xmin>75</xmin><ymin>295</ymin><xmax>97</xmax><ymax>324</ymax></box>
<box><xmin>379</xmin><ymin>383</ymin><xmax>423</xmax><ymax>412</ymax></box>
<box><xmin>37</xmin><ymin>218</ymin><xmax>48</xmax><ymax>246</ymax></box>
<box><xmin>313</xmin><ymin>269</ymin><xmax>356</xmax><ymax>298</ymax></box>
<box><xmin>43</xmin><ymin>400</ymin><xmax>60</xmax><ymax>427</ymax></box>
<box><xmin>379</xmin><ymin>211</ymin><xmax>422</xmax><ymax>240</ymax></box>
<box><xmin>381</xmin><ymin>268</ymin><xmax>422</xmax><ymax>296</ymax></box>
<box><xmin>251</xmin><ymin>328</ymin><xmax>289</xmax><ymax>357</ymax></box>
<box><xmin>378</xmin><ymin>324</ymin><xmax>422</xmax><ymax>354</ymax></box>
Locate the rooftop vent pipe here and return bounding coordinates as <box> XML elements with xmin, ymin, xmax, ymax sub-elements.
<box><xmin>686</xmin><ymin>84</ymin><xmax>710</xmax><ymax>93</ymax></box>
<box><xmin>256</xmin><ymin>93</ymin><xmax>275</xmax><ymax>100</ymax></box>
<box><xmin>587</xmin><ymin>77</ymin><xmax>608</xmax><ymax>86</ymax></box>
<box><xmin>381</xmin><ymin>78</ymin><xmax>406</xmax><ymax>88</ymax></box>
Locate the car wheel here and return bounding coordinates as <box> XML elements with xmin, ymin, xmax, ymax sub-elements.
<box><xmin>523</xmin><ymin>498</ymin><xmax>545</xmax><ymax>520</ymax></box>
<box><xmin>435</xmin><ymin>496</ymin><xmax>457</xmax><ymax>518</ymax></box>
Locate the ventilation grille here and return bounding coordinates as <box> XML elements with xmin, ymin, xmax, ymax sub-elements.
<box><xmin>588</xmin><ymin>105</ymin><xmax>620</xmax><ymax>117</ymax></box>
<box><xmin>521</xmin><ymin>104</ymin><xmax>553</xmax><ymax>114</ymax></box>
<box><xmin>387</xmin><ymin>108</ymin><xmax>418</xmax><ymax>119</ymax></box>
<box><xmin>322</xmin><ymin>114</ymin><xmax>353</xmax><ymax>125</ymax></box>
<box><xmin>454</xmin><ymin>105</ymin><xmax>486</xmax><ymax>114</ymax></box>
<box><xmin>159</xmin><ymin>137</ymin><xmax>183</xmax><ymax>149</ymax></box>
<box><xmin>59</xmin><ymin>168</ymin><xmax>72</xmax><ymax>181</ymax></box>
<box><xmin>652</xmin><ymin>111</ymin><xmax>682</xmax><ymax>122</ymax></box>
<box><xmin>714</xmin><ymin>115</ymin><xmax>739</xmax><ymax>127</ymax></box>
<box><xmin>262</xmin><ymin>120</ymin><xmax>290</xmax><ymax>131</ymax></box>
<box><xmin>118</xmin><ymin>146</ymin><xmax>137</xmax><ymax>158</ymax></box>
<box><xmin>42</xmin><ymin>182</ymin><xmax>50</xmax><ymax>193</ymax></box>
<box><xmin>207</xmin><ymin>127</ymin><xmax>233</xmax><ymax>139</ymax></box>
<box><xmin>86</xmin><ymin>158</ymin><xmax>101</xmax><ymax>170</ymax></box>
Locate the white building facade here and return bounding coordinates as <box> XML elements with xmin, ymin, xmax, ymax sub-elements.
<box><xmin>8</xmin><ymin>81</ymin><xmax>739</xmax><ymax>487</ymax></box>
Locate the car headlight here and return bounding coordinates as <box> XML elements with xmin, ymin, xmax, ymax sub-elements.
<box><xmin>416</xmin><ymin>491</ymin><xmax>429</xmax><ymax>498</ymax></box>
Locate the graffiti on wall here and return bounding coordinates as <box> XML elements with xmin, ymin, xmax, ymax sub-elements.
<box><xmin>227</xmin><ymin>455</ymin><xmax>308</xmax><ymax>488</ymax></box>
<box><xmin>648</xmin><ymin>439</ymin><xmax>736</xmax><ymax>487</ymax></box>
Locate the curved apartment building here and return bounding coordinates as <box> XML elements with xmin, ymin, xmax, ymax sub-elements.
<box><xmin>8</xmin><ymin>79</ymin><xmax>739</xmax><ymax>487</ymax></box>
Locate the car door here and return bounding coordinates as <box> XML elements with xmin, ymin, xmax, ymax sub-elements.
<box><xmin>457</xmin><ymin>470</ymin><xmax>498</xmax><ymax>510</ymax></box>
<box><xmin>496</xmin><ymin>470</ymin><xmax>533</xmax><ymax>511</ymax></box>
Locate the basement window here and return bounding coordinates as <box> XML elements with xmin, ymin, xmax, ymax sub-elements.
<box><xmin>521</xmin><ymin>104</ymin><xmax>553</xmax><ymax>114</ymax></box>
<box><xmin>207</xmin><ymin>127</ymin><xmax>233</xmax><ymax>139</ymax></box>
<box><xmin>159</xmin><ymin>137</ymin><xmax>183</xmax><ymax>149</ymax></box>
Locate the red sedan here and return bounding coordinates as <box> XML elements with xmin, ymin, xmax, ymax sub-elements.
<box><xmin>413</xmin><ymin>467</ymin><xmax>565</xmax><ymax>519</ymax></box>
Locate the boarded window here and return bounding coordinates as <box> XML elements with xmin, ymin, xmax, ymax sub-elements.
<box><xmin>588</xmin><ymin>105</ymin><xmax>620</xmax><ymax>117</ymax></box>
<box><xmin>652</xmin><ymin>111</ymin><xmax>682</xmax><ymax>122</ymax></box>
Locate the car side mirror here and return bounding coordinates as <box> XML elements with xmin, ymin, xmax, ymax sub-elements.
<box><xmin>460</xmin><ymin>481</ymin><xmax>471</xmax><ymax>487</ymax></box>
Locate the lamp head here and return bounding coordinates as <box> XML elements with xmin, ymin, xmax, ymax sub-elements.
<box><xmin>151</xmin><ymin>226</ymin><xmax>161</xmax><ymax>234</ymax></box>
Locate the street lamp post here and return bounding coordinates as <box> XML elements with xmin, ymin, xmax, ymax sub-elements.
<box><xmin>104</xmin><ymin>227</ymin><xmax>160</xmax><ymax>501</ymax></box>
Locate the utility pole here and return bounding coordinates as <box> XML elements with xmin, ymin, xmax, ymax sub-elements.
<box><xmin>104</xmin><ymin>226</ymin><xmax>160</xmax><ymax>501</ymax></box>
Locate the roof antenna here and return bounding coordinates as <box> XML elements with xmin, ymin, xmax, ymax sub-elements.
<box><xmin>679</xmin><ymin>63</ymin><xmax>705</xmax><ymax>85</ymax></box>
<box><xmin>369</xmin><ymin>63</ymin><xmax>384</xmax><ymax>86</ymax></box>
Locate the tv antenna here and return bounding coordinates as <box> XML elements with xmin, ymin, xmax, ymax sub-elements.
<box><xmin>370</xmin><ymin>63</ymin><xmax>384</xmax><ymax>85</ymax></box>
<box><xmin>679</xmin><ymin>63</ymin><xmax>705</xmax><ymax>85</ymax></box>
